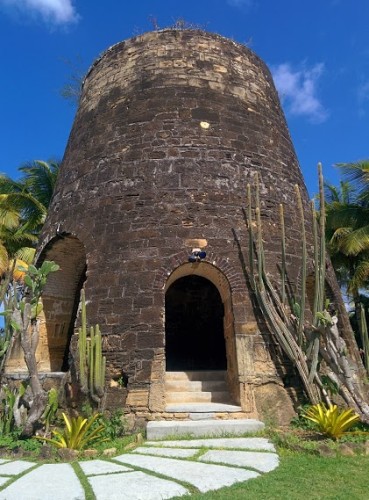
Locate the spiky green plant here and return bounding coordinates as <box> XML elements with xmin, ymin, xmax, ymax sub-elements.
<box><xmin>302</xmin><ymin>403</ymin><xmax>360</xmax><ymax>439</ymax></box>
<box><xmin>36</xmin><ymin>412</ymin><xmax>107</xmax><ymax>450</ymax></box>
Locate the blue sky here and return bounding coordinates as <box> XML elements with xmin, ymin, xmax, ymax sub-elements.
<box><xmin>0</xmin><ymin>0</ymin><xmax>368</xmax><ymax>196</ymax></box>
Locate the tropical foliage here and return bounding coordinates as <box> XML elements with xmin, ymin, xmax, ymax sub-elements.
<box><xmin>0</xmin><ymin>160</ymin><xmax>59</xmax><ymax>285</ymax></box>
<box><xmin>37</xmin><ymin>413</ymin><xmax>107</xmax><ymax>450</ymax></box>
<box><xmin>325</xmin><ymin>162</ymin><xmax>369</xmax><ymax>296</ymax></box>
<box><xmin>302</xmin><ymin>403</ymin><xmax>360</xmax><ymax>439</ymax></box>
<box><xmin>325</xmin><ymin>160</ymin><xmax>369</xmax><ymax>372</ymax></box>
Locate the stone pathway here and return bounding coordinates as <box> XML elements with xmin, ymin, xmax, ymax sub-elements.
<box><xmin>0</xmin><ymin>437</ymin><xmax>279</xmax><ymax>499</ymax></box>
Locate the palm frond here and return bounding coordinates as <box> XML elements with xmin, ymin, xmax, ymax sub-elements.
<box><xmin>336</xmin><ymin>160</ymin><xmax>369</xmax><ymax>204</ymax></box>
<box><xmin>348</xmin><ymin>260</ymin><xmax>369</xmax><ymax>295</ymax></box>
<box><xmin>340</xmin><ymin>225</ymin><xmax>369</xmax><ymax>255</ymax></box>
<box><xmin>326</xmin><ymin>205</ymin><xmax>368</xmax><ymax>231</ymax></box>
<box><xmin>0</xmin><ymin>243</ymin><xmax>9</xmax><ymax>276</ymax></box>
<box><xmin>19</xmin><ymin>160</ymin><xmax>59</xmax><ymax>209</ymax></box>
<box><xmin>14</xmin><ymin>246</ymin><xmax>36</xmax><ymax>264</ymax></box>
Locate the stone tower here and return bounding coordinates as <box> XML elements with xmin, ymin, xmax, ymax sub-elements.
<box><xmin>6</xmin><ymin>29</ymin><xmax>353</xmax><ymax>424</ymax></box>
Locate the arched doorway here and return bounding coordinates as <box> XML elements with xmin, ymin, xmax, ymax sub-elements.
<box><xmin>164</xmin><ymin>262</ymin><xmax>240</xmax><ymax>406</ymax></box>
<box><xmin>165</xmin><ymin>275</ymin><xmax>227</xmax><ymax>371</ymax></box>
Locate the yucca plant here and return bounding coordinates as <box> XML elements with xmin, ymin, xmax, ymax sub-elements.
<box><xmin>37</xmin><ymin>412</ymin><xmax>108</xmax><ymax>450</ymax></box>
<box><xmin>302</xmin><ymin>403</ymin><xmax>360</xmax><ymax>439</ymax></box>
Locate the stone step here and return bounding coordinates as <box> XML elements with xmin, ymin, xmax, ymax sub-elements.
<box><xmin>165</xmin><ymin>371</ymin><xmax>227</xmax><ymax>382</ymax></box>
<box><xmin>166</xmin><ymin>391</ymin><xmax>232</xmax><ymax>404</ymax></box>
<box><xmin>165</xmin><ymin>403</ymin><xmax>243</xmax><ymax>413</ymax></box>
<box><xmin>146</xmin><ymin>419</ymin><xmax>265</xmax><ymax>440</ymax></box>
<box><xmin>165</xmin><ymin>379</ymin><xmax>228</xmax><ymax>392</ymax></box>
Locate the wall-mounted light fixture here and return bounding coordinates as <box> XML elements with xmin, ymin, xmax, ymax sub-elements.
<box><xmin>188</xmin><ymin>248</ymin><xmax>207</xmax><ymax>263</ymax></box>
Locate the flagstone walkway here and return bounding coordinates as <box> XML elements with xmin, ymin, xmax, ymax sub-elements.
<box><xmin>0</xmin><ymin>437</ymin><xmax>279</xmax><ymax>499</ymax></box>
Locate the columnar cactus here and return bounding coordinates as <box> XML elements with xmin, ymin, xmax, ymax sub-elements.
<box><xmin>78</xmin><ymin>290</ymin><xmax>106</xmax><ymax>402</ymax></box>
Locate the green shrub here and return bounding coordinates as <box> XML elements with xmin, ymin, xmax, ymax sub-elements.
<box><xmin>97</xmin><ymin>410</ymin><xmax>126</xmax><ymax>440</ymax></box>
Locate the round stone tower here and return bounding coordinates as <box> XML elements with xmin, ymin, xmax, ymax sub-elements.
<box><xmin>11</xmin><ymin>29</ymin><xmax>349</xmax><ymax>423</ymax></box>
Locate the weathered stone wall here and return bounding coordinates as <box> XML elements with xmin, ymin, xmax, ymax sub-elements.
<box><xmin>30</xmin><ymin>29</ymin><xmax>321</xmax><ymax>423</ymax></box>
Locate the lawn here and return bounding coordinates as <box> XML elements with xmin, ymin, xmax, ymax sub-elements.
<box><xmin>183</xmin><ymin>451</ymin><xmax>369</xmax><ymax>499</ymax></box>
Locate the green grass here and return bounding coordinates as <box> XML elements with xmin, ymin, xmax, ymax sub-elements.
<box><xmin>176</xmin><ymin>451</ymin><xmax>369</xmax><ymax>499</ymax></box>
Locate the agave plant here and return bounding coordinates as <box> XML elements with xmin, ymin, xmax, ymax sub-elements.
<box><xmin>302</xmin><ymin>403</ymin><xmax>360</xmax><ymax>439</ymax></box>
<box><xmin>37</xmin><ymin>413</ymin><xmax>108</xmax><ymax>450</ymax></box>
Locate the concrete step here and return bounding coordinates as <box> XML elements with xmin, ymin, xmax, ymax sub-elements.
<box><xmin>165</xmin><ymin>380</ymin><xmax>228</xmax><ymax>392</ymax></box>
<box><xmin>146</xmin><ymin>419</ymin><xmax>265</xmax><ymax>440</ymax></box>
<box><xmin>166</xmin><ymin>391</ymin><xmax>232</xmax><ymax>404</ymax></box>
<box><xmin>165</xmin><ymin>403</ymin><xmax>242</xmax><ymax>413</ymax></box>
<box><xmin>165</xmin><ymin>371</ymin><xmax>227</xmax><ymax>382</ymax></box>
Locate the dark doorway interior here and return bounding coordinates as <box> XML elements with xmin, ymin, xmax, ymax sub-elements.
<box><xmin>165</xmin><ymin>275</ymin><xmax>226</xmax><ymax>371</ymax></box>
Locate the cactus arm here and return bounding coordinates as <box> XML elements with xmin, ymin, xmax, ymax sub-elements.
<box><xmin>295</xmin><ymin>185</ymin><xmax>306</xmax><ymax>347</ymax></box>
<box><xmin>318</xmin><ymin>163</ymin><xmax>326</xmax><ymax>309</ymax></box>
<box><xmin>78</xmin><ymin>289</ymin><xmax>87</xmax><ymax>391</ymax></box>
<box><xmin>280</xmin><ymin>204</ymin><xmax>286</xmax><ymax>305</ymax></box>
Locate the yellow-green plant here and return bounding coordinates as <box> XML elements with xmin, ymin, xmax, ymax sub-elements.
<box><xmin>37</xmin><ymin>412</ymin><xmax>107</xmax><ymax>450</ymax></box>
<box><xmin>302</xmin><ymin>403</ymin><xmax>360</xmax><ymax>439</ymax></box>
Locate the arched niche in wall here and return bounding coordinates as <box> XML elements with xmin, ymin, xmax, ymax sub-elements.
<box><xmin>37</xmin><ymin>235</ymin><xmax>86</xmax><ymax>372</ymax></box>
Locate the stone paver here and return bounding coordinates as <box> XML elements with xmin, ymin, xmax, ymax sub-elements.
<box><xmin>145</xmin><ymin>437</ymin><xmax>276</xmax><ymax>451</ymax></box>
<box><xmin>88</xmin><ymin>470</ymin><xmax>189</xmax><ymax>500</ymax></box>
<box><xmin>116</xmin><ymin>453</ymin><xmax>259</xmax><ymax>493</ymax></box>
<box><xmin>200</xmin><ymin>450</ymin><xmax>279</xmax><ymax>472</ymax></box>
<box><xmin>0</xmin><ymin>435</ymin><xmax>279</xmax><ymax>499</ymax></box>
<box><xmin>0</xmin><ymin>464</ymin><xmax>84</xmax><ymax>500</ymax></box>
<box><xmin>134</xmin><ymin>447</ymin><xmax>199</xmax><ymax>458</ymax></box>
<box><xmin>0</xmin><ymin>460</ymin><xmax>35</xmax><ymax>475</ymax></box>
<box><xmin>79</xmin><ymin>459</ymin><xmax>132</xmax><ymax>476</ymax></box>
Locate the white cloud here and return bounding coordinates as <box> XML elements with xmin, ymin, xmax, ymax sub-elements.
<box><xmin>0</xmin><ymin>0</ymin><xmax>79</xmax><ymax>25</ymax></box>
<box><xmin>271</xmin><ymin>62</ymin><xmax>328</xmax><ymax>123</ymax></box>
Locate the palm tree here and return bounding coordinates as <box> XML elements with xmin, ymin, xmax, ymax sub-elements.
<box><xmin>325</xmin><ymin>179</ymin><xmax>369</xmax><ymax>296</ymax></box>
<box><xmin>0</xmin><ymin>160</ymin><xmax>59</xmax><ymax>289</ymax></box>
<box><xmin>329</xmin><ymin>161</ymin><xmax>369</xmax><ymax>257</ymax></box>
<box><xmin>325</xmin><ymin>161</ymin><xmax>369</xmax><ymax>370</ymax></box>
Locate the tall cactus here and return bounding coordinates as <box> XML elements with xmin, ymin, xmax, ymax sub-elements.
<box><xmin>244</xmin><ymin>165</ymin><xmax>369</xmax><ymax>421</ymax></box>
<box><xmin>247</xmin><ymin>174</ymin><xmax>321</xmax><ymax>404</ymax></box>
<box><xmin>295</xmin><ymin>184</ymin><xmax>307</xmax><ymax>347</ymax></box>
<box><xmin>279</xmin><ymin>204</ymin><xmax>286</xmax><ymax>306</ymax></box>
<box><xmin>78</xmin><ymin>290</ymin><xmax>106</xmax><ymax>402</ymax></box>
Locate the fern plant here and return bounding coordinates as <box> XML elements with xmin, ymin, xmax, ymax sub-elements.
<box><xmin>302</xmin><ymin>403</ymin><xmax>360</xmax><ymax>439</ymax></box>
<box><xmin>37</xmin><ymin>413</ymin><xmax>107</xmax><ymax>450</ymax></box>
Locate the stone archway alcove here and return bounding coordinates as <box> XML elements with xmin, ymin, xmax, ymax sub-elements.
<box><xmin>36</xmin><ymin>235</ymin><xmax>87</xmax><ymax>372</ymax></box>
<box><xmin>165</xmin><ymin>262</ymin><xmax>240</xmax><ymax>404</ymax></box>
